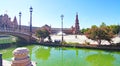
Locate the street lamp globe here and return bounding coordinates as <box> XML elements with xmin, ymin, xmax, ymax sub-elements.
<box><xmin>19</xmin><ymin>12</ymin><xmax>21</xmax><ymax>16</ymax></box>
<box><xmin>30</xmin><ymin>7</ymin><xmax>33</xmax><ymax>12</ymax></box>
<box><xmin>19</xmin><ymin>12</ymin><xmax>22</xmax><ymax>31</ymax></box>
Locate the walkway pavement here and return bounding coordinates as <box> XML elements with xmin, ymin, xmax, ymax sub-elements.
<box><xmin>47</xmin><ymin>35</ymin><xmax>120</xmax><ymax>45</ymax></box>
<box><xmin>3</xmin><ymin>60</ymin><xmax>11</xmax><ymax>66</ymax></box>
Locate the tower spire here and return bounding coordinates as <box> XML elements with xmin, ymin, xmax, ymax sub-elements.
<box><xmin>76</xmin><ymin>12</ymin><xmax>78</xmax><ymax>18</ymax></box>
<box><xmin>74</xmin><ymin>12</ymin><xmax>80</xmax><ymax>34</ymax></box>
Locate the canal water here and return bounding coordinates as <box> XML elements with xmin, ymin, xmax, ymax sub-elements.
<box><xmin>0</xmin><ymin>45</ymin><xmax>120</xmax><ymax>66</ymax></box>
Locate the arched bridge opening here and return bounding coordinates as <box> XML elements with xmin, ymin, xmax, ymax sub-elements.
<box><xmin>0</xmin><ymin>31</ymin><xmax>37</xmax><ymax>44</ymax></box>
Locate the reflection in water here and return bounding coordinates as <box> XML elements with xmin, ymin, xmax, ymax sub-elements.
<box><xmin>1</xmin><ymin>45</ymin><xmax>120</xmax><ymax>66</ymax></box>
<box><xmin>0</xmin><ymin>48</ymin><xmax>14</xmax><ymax>60</ymax></box>
<box><xmin>35</xmin><ymin>46</ymin><xmax>51</xmax><ymax>60</ymax></box>
<box><xmin>76</xmin><ymin>49</ymin><xmax>78</xmax><ymax>57</ymax></box>
<box><xmin>33</xmin><ymin>46</ymin><xmax>120</xmax><ymax>66</ymax></box>
<box><xmin>86</xmin><ymin>52</ymin><xmax>115</xmax><ymax>66</ymax></box>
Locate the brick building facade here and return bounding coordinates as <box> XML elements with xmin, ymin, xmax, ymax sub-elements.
<box><xmin>0</xmin><ymin>13</ymin><xmax>80</xmax><ymax>35</ymax></box>
<box><xmin>0</xmin><ymin>14</ymin><xmax>18</xmax><ymax>30</ymax></box>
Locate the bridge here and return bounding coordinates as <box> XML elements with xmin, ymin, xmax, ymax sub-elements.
<box><xmin>0</xmin><ymin>6</ymin><xmax>37</xmax><ymax>43</ymax></box>
<box><xmin>0</xmin><ymin>29</ymin><xmax>38</xmax><ymax>43</ymax></box>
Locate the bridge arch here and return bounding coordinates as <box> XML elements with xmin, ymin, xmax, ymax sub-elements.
<box><xmin>0</xmin><ymin>31</ymin><xmax>37</xmax><ymax>43</ymax></box>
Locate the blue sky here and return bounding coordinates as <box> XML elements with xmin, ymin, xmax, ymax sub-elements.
<box><xmin>0</xmin><ymin>0</ymin><xmax>120</xmax><ymax>29</ymax></box>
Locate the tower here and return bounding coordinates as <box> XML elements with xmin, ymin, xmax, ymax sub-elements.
<box><xmin>13</xmin><ymin>16</ymin><xmax>18</xmax><ymax>30</ymax></box>
<box><xmin>74</xmin><ymin>12</ymin><xmax>80</xmax><ymax>34</ymax></box>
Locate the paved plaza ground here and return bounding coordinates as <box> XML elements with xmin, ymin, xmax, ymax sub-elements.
<box><xmin>48</xmin><ymin>35</ymin><xmax>120</xmax><ymax>45</ymax></box>
<box><xmin>3</xmin><ymin>60</ymin><xmax>11</xmax><ymax>66</ymax></box>
<box><xmin>3</xmin><ymin>60</ymin><xmax>36</xmax><ymax>66</ymax></box>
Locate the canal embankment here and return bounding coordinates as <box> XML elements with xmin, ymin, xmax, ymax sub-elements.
<box><xmin>38</xmin><ymin>42</ymin><xmax>120</xmax><ymax>51</ymax></box>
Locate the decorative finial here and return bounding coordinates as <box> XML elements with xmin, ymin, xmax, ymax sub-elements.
<box><xmin>5</xmin><ymin>10</ymin><xmax>8</xmax><ymax>14</ymax></box>
<box><xmin>76</xmin><ymin>12</ymin><xmax>78</xmax><ymax>15</ymax></box>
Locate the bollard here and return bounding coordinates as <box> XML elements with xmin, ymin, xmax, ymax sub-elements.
<box><xmin>0</xmin><ymin>54</ymin><xmax>2</xmax><ymax>66</ymax></box>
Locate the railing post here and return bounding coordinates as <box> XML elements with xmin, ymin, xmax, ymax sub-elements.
<box><xmin>0</xmin><ymin>54</ymin><xmax>2</xmax><ymax>66</ymax></box>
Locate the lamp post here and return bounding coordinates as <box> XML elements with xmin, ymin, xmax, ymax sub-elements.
<box><xmin>0</xmin><ymin>54</ymin><xmax>2</xmax><ymax>66</ymax></box>
<box><xmin>29</xmin><ymin>6</ymin><xmax>33</xmax><ymax>43</ymax></box>
<box><xmin>61</xmin><ymin>14</ymin><xmax>64</xmax><ymax>43</ymax></box>
<box><xmin>19</xmin><ymin>12</ymin><xmax>21</xmax><ymax>32</ymax></box>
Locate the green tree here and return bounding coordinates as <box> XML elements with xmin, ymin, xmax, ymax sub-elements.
<box><xmin>85</xmin><ymin>26</ymin><xmax>102</xmax><ymax>45</ymax></box>
<box><xmin>100</xmin><ymin>22</ymin><xmax>106</xmax><ymax>27</ymax></box>
<box><xmin>35</xmin><ymin>29</ymin><xmax>50</xmax><ymax>42</ymax></box>
<box><xmin>108</xmin><ymin>25</ymin><xmax>120</xmax><ymax>35</ymax></box>
<box><xmin>85</xmin><ymin>23</ymin><xmax>114</xmax><ymax>45</ymax></box>
<box><xmin>100</xmin><ymin>25</ymin><xmax>114</xmax><ymax>43</ymax></box>
<box><xmin>81</xmin><ymin>28</ymin><xmax>89</xmax><ymax>34</ymax></box>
